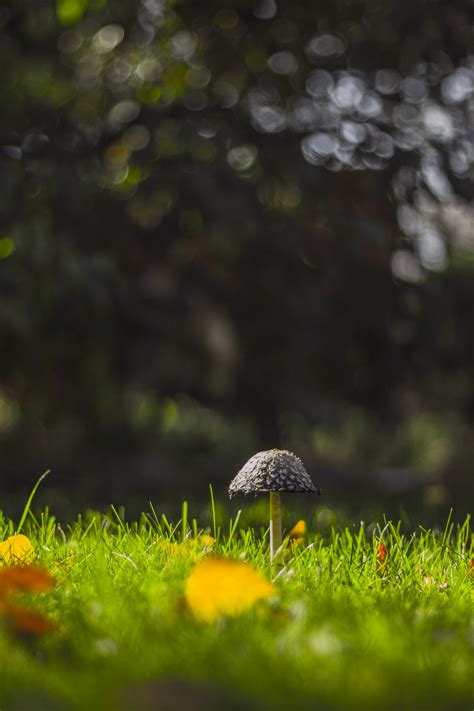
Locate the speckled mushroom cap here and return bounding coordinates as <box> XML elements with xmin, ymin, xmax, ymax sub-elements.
<box><xmin>229</xmin><ymin>449</ymin><xmax>319</xmax><ymax>497</ymax></box>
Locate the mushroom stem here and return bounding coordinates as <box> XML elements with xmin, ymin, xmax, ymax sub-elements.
<box><xmin>269</xmin><ymin>491</ymin><xmax>282</xmax><ymax>561</ymax></box>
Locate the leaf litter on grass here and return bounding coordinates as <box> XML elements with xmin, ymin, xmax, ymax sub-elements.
<box><xmin>0</xmin><ymin>552</ymin><xmax>57</xmax><ymax>637</ymax></box>
<box><xmin>0</xmin><ymin>508</ymin><xmax>471</xmax><ymax>711</ymax></box>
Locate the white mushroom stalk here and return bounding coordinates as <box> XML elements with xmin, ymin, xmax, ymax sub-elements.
<box><xmin>229</xmin><ymin>449</ymin><xmax>321</xmax><ymax>563</ymax></box>
<box><xmin>269</xmin><ymin>491</ymin><xmax>282</xmax><ymax>561</ymax></box>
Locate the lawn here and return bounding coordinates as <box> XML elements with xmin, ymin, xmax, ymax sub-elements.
<box><xmin>0</xmin><ymin>497</ymin><xmax>472</xmax><ymax>711</ymax></box>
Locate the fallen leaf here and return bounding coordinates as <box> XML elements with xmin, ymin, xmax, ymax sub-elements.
<box><xmin>184</xmin><ymin>557</ymin><xmax>275</xmax><ymax>622</ymax></box>
<box><xmin>376</xmin><ymin>542</ymin><xmax>388</xmax><ymax>573</ymax></box>
<box><xmin>0</xmin><ymin>535</ymin><xmax>35</xmax><ymax>565</ymax></box>
<box><xmin>0</xmin><ymin>565</ymin><xmax>56</xmax><ymax>594</ymax></box>
<box><xmin>1</xmin><ymin>599</ymin><xmax>57</xmax><ymax>636</ymax></box>
<box><xmin>288</xmin><ymin>520</ymin><xmax>306</xmax><ymax>540</ymax></box>
<box><xmin>288</xmin><ymin>520</ymin><xmax>306</xmax><ymax>548</ymax></box>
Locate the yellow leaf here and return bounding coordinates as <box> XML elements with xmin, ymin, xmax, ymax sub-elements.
<box><xmin>285</xmin><ymin>520</ymin><xmax>306</xmax><ymax>555</ymax></box>
<box><xmin>185</xmin><ymin>557</ymin><xmax>274</xmax><ymax>622</ymax></box>
<box><xmin>0</xmin><ymin>535</ymin><xmax>35</xmax><ymax>565</ymax></box>
<box><xmin>288</xmin><ymin>520</ymin><xmax>306</xmax><ymax>539</ymax></box>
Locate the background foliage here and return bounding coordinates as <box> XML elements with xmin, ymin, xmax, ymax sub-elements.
<box><xmin>0</xmin><ymin>0</ymin><xmax>473</xmax><ymax>514</ymax></box>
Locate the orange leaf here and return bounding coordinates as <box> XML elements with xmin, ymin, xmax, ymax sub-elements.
<box><xmin>184</xmin><ymin>557</ymin><xmax>275</xmax><ymax>622</ymax></box>
<box><xmin>0</xmin><ymin>535</ymin><xmax>35</xmax><ymax>565</ymax></box>
<box><xmin>1</xmin><ymin>599</ymin><xmax>57</xmax><ymax>636</ymax></box>
<box><xmin>376</xmin><ymin>542</ymin><xmax>388</xmax><ymax>572</ymax></box>
<box><xmin>0</xmin><ymin>565</ymin><xmax>56</xmax><ymax>594</ymax></box>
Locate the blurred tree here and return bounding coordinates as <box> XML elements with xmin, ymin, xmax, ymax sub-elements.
<box><xmin>0</xmin><ymin>0</ymin><xmax>472</xmax><ymax>497</ymax></box>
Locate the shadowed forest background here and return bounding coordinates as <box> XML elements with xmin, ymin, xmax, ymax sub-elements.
<box><xmin>0</xmin><ymin>0</ymin><xmax>473</xmax><ymax>520</ymax></box>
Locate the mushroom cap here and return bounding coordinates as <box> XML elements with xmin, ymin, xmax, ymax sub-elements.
<box><xmin>229</xmin><ymin>449</ymin><xmax>319</xmax><ymax>497</ymax></box>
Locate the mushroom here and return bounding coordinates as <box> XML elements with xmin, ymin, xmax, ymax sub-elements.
<box><xmin>229</xmin><ymin>449</ymin><xmax>321</xmax><ymax>561</ymax></box>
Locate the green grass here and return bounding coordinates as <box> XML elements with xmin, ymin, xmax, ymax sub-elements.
<box><xmin>0</xmin><ymin>503</ymin><xmax>472</xmax><ymax>711</ymax></box>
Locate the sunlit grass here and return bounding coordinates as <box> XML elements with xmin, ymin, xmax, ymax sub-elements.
<box><xmin>0</xmin><ymin>504</ymin><xmax>472</xmax><ymax>711</ymax></box>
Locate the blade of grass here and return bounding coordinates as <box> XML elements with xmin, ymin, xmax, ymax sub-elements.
<box><xmin>16</xmin><ymin>469</ymin><xmax>51</xmax><ymax>535</ymax></box>
<box><xmin>209</xmin><ymin>484</ymin><xmax>217</xmax><ymax>539</ymax></box>
<box><xmin>181</xmin><ymin>500</ymin><xmax>188</xmax><ymax>543</ymax></box>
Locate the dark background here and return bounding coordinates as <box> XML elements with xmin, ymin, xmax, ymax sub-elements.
<box><xmin>0</xmin><ymin>0</ymin><xmax>473</xmax><ymax>521</ymax></box>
